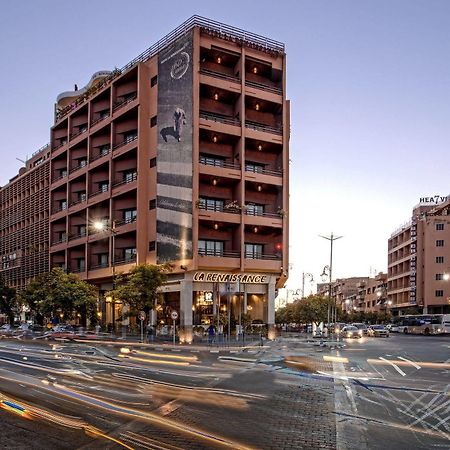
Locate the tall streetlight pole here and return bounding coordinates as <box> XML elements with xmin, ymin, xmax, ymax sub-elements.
<box><xmin>319</xmin><ymin>233</ymin><xmax>343</xmax><ymax>330</ymax></box>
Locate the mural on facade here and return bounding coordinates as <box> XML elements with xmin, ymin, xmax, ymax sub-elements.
<box><xmin>156</xmin><ymin>31</ymin><xmax>193</xmax><ymax>263</ymax></box>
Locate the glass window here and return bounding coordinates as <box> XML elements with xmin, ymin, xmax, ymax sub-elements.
<box><xmin>436</xmin><ymin>223</ymin><xmax>444</xmax><ymax>231</ymax></box>
<box><xmin>78</xmin><ymin>225</ymin><xmax>86</xmax><ymax>236</ymax></box>
<box><xmin>199</xmin><ymin>197</ymin><xmax>224</xmax><ymax>211</ymax></box>
<box><xmin>124</xmin><ymin>131</ymin><xmax>137</xmax><ymax>143</ymax></box>
<box><xmin>198</xmin><ymin>240</ymin><xmax>224</xmax><ymax>256</ymax></box>
<box><xmin>99</xmin><ymin>182</ymin><xmax>109</xmax><ymax>192</ymax></box>
<box><xmin>200</xmin><ymin>154</ymin><xmax>225</xmax><ymax>167</ymax></box>
<box><xmin>78</xmin><ymin>192</ymin><xmax>86</xmax><ymax>202</ymax></box>
<box><xmin>245</xmin><ymin>243</ymin><xmax>263</xmax><ymax>259</ymax></box>
<box><xmin>60</xmin><ymin>200</ymin><xmax>67</xmax><ymax>210</ymax></box>
<box><xmin>99</xmin><ymin>254</ymin><xmax>108</xmax><ymax>267</ymax></box>
<box><xmin>436</xmin><ymin>273</ymin><xmax>443</xmax><ymax>280</ymax></box>
<box><xmin>124</xmin><ymin>209</ymin><xmax>137</xmax><ymax>223</ymax></box>
<box><xmin>245</xmin><ymin>162</ymin><xmax>264</xmax><ymax>173</ymax></box>
<box><xmin>436</xmin><ymin>256</ymin><xmax>444</xmax><ymax>263</ymax></box>
<box><xmin>124</xmin><ymin>171</ymin><xmax>137</xmax><ymax>183</ymax></box>
<box><xmin>99</xmin><ymin>145</ymin><xmax>110</xmax><ymax>156</ymax></box>
<box><xmin>435</xmin><ymin>290</ymin><xmax>444</xmax><ymax>297</ymax></box>
<box><xmin>246</xmin><ymin>203</ymin><xmax>264</xmax><ymax>216</ymax></box>
<box><xmin>124</xmin><ymin>248</ymin><xmax>137</xmax><ymax>261</ymax></box>
<box><xmin>436</xmin><ymin>240</ymin><xmax>444</xmax><ymax>247</ymax></box>
<box><xmin>77</xmin><ymin>258</ymin><xmax>85</xmax><ymax>271</ymax></box>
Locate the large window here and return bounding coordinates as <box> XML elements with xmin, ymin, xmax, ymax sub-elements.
<box><xmin>198</xmin><ymin>240</ymin><xmax>224</xmax><ymax>256</ymax></box>
<box><xmin>436</xmin><ymin>223</ymin><xmax>445</xmax><ymax>231</ymax></box>
<box><xmin>245</xmin><ymin>162</ymin><xmax>264</xmax><ymax>173</ymax></box>
<box><xmin>124</xmin><ymin>209</ymin><xmax>137</xmax><ymax>223</ymax></box>
<box><xmin>200</xmin><ymin>154</ymin><xmax>225</xmax><ymax>167</ymax></box>
<box><xmin>124</xmin><ymin>248</ymin><xmax>137</xmax><ymax>261</ymax></box>
<box><xmin>435</xmin><ymin>290</ymin><xmax>444</xmax><ymax>297</ymax></box>
<box><xmin>436</xmin><ymin>274</ymin><xmax>444</xmax><ymax>280</ymax></box>
<box><xmin>436</xmin><ymin>240</ymin><xmax>444</xmax><ymax>247</ymax></box>
<box><xmin>198</xmin><ymin>197</ymin><xmax>224</xmax><ymax>211</ymax></box>
<box><xmin>246</xmin><ymin>203</ymin><xmax>264</xmax><ymax>216</ymax></box>
<box><xmin>124</xmin><ymin>170</ymin><xmax>137</xmax><ymax>183</ymax></box>
<box><xmin>245</xmin><ymin>243</ymin><xmax>263</xmax><ymax>259</ymax></box>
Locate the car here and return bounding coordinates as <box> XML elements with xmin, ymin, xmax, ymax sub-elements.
<box><xmin>0</xmin><ymin>324</ymin><xmax>14</xmax><ymax>336</ymax></box>
<box><xmin>368</xmin><ymin>325</ymin><xmax>390</xmax><ymax>337</ymax></box>
<box><xmin>44</xmin><ymin>325</ymin><xmax>76</xmax><ymax>340</ymax></box>
<box><xmin>340</xmin><ymin>325</ymin><xmax>363</xmax><ymax>339</ymax></box>
<box><xmin>352</xmin><ymin>323</ymin><xmax>369</xmax><ymax>335</ymax></box>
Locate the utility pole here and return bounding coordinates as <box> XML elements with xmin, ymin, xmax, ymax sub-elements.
<box><xmin>319</xmin><ymin>233</ymin><xmax>343</xmax><ymax>331</ymax></box>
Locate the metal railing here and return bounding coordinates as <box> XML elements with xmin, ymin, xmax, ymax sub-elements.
<box><xmin>69</xmin><ymin>162</ymin><xmax>88</xmax><ymax>174</ymax></box>
<box><xmin>245</xmin><ymin>253</ymin><xmax>282</xmax><ymax>260</ymax></box>
<box><xmin>112</xmin><ymin>93</ymin><xmax>137</xmax><ymax>112</ymax></box>
<box><xmin>115</xmin><ymin>216</ymin><xmax>137</xmax><ymax>227</ymax></box>
<box><xmin>89</xmin><ymin>187</ymin><xmax>109</xmax><ymax>198</ymax></box>
<box><xmin>113</xmin><ymin>135</ymin><xmax>138</xmax><ymax>150</ymax></box>
<box><xmin>52</xmin><ymin>140</ymin><xmax>68</xmax><ymax>151</ymax></box>
<box><xmin>115</xmin><ymin>255</ymin><xmax>137</xmax><ymax>265</ymax></box>
<box><xmin>90</xmin><ymin>262</ymin><xmax>109</xmax><ymax>270</ymax></box>
<box><xmin>69</xmin><ymin>127</ymin><xmax>88</xmax><ymax>140</ymax></box>
<box><xmin>51</xmin><ymin>237</ymin><xmax>67</xmax><ymax>246</ymax></box>
<box><xmin>245</xmin><ymin>120</ymin><xmax>283</xmax><ymax>135</ymax></box>
<box><xmin>90</xmin><ymin>113</ymin><xmax>110</xmax><ymax>127</ymax></box>
<box><xmin>199</xmin><ymin>158</ymin><xmax>240</xmax><ymax>170</ymax></box>
<box><xmin>199</xmin><ymin>68</ymin><xmax>240</xmax><ymax>83</ymax></box>
<box><xmin>68</xmin><ymin>232</ymin><xmax>87</xmax><ymax>241</ymax></box>
<box><xmin>245</xmin><ymin>166</ymin><xmax>282</xmax><ymax>177</ymax></box>
<box><xmin>245</xmin><ymin>79</ymin><xmax>282</xmax><ymax>94</ymax></box>
<box><xmin>31</xmin><ymin>143</ymin><xmax>50</xmax><ymax>158</ymax></box>
<box><xmin>198</xmin><ymin>249</ymin><xmax>240</xmax><ymax>258</ymax></box>
<box><xmin>71</xmin><ymin>266</ymin><xmax>86</xmax><ymax>273</ymax></box>
<box><xmin>245</xmin><ymin>209</ymin><xmax>280</xmax><ymax>218</ymax></box>
<box><xmin>53</xmin><ymin>172</ymin><xmax>68</xmax><ymax>183</ymax></box>
<box><xmin>112</xmin><ymin>173</ymin><xmax>137</xmax><ymax>188</ymax></box>
<box><xmin>200</xmin><ymin>110</ymin><xmax>240</xmax><ymax>126</ymax></box>
<box><xmin>55</xmin><ymin>16</ymin><xmax>284</xmax><ymax>122</ymax></box>
<box><xmin>69</xmin><ymin>197</ymin><xmax>86</xmax><ymax>208</ymax></box>
<box><xmin>90</xmin><ymin>148</ymin><xmax>110</xmax><ymax>163</ymax></box>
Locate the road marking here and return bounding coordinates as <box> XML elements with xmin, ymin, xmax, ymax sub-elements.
<box><xmin>397</xmin><ymin>356</ymin><xmax>421</xmax><ymax>370</ymax></box>
<box><xmin>379</xmin><ymin>357</ymin><xmax>406</xmax><ymax>376</ymax></box>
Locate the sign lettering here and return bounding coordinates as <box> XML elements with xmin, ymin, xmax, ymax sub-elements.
<box><xmin>193</xmin><ymin>272</ymin><xmax>268</xmax><ymax>284</ymax></box>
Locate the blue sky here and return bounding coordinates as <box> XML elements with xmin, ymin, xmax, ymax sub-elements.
<box><xmin>1</xmin><ymin>1</ymin><xmax>450</xmax><ymax>290</ymax></box>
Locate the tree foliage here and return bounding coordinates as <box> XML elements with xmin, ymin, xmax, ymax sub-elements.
<box><xmin>0</xmin><ymin>277</ymin><xmax>17</xmax><ymax>324</ymax></box>
<box><xmin>20</xmin><ymin>268</ymin><xmax>98</xmax><ymax>325</ymax></box>
<box><xmin>108</xmin><ymin>263</ymin><xmax>172</xmax><ymax>316</ymax></box>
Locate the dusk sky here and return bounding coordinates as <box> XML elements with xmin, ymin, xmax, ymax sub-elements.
<box><xmin>1</xmin><ymin>1</ymin><xmax>450</xmax><ymax>291</ymax></box>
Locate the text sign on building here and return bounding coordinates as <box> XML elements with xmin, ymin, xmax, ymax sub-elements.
<box><xmin>156</xmin><ymin>31</ymin><xmax>193</xmax><ymax>263</ymax></box>
<box><xmin>193</xmin><ymin>272</ymin><xmax>268</xmax><ymax>284</ymax></box>
<box><xmin>419</xmin><ymin>195</ymin><xmax>449</xmax><ymax>204</ymax></box>
<box><xmin>410</xmin><ymin>219</ymin><xmax>417</xmax><ymax>304</ymax></box>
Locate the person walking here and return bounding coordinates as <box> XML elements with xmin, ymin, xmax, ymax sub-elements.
<box><xmin>207</xmin><ymin>323</ymin><xmax>216</xmax><ymax>345</ymax></box>
<box><xmin>146</xmin><ymin>323</ymin><xmax>155</xmax><ymax>343</ymax></box>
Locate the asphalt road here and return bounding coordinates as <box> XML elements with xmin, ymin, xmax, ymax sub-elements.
<box><xmin>0</xmin><ymin>333</ymin><xmax>448</xmax><ymax>449</ymax></box>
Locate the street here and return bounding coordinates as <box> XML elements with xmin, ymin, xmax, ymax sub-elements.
<box><xmin>0</xmin><ymin>334</ymin><xmax>448</xmax><ymax>449</ymax></box>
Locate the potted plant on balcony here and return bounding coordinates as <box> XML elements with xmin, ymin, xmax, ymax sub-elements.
<box><xmin>277</xmin><ymin>207</ymin><xmax>287</xmax><ymax>217</ymax></box>
<box><xmin>224</xmin><ymin>200</ymin><xmax>241</xmax><ymax>212</ymax></box>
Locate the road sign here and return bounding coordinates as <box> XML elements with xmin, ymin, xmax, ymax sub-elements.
<box><xmin>171</xmin><ymin>311</ymin><xmax>178</xmax><ymax>320</ymax></box>
<box><xmin>138</xmin><ymin>311</ymin><xmax>146</xmax><ymax>321</ymax></box>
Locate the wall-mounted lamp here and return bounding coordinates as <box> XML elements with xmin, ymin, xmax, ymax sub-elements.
<box><xmin>257</xmin><ymin>144</ymin><xmax>263</xmax><ymax>151</ymax></box>
<box><xmin>253</xmin><ymin>226</ymin><xmax>258</xmax><ymax>233</ymax></box>
<box><xmin>257</xmin><ymin>185</ymin><xmax>262</xmax><ymax>192</ymax></box>
<box><xmin>214</xmin><ymin>223</ymin><xmax>219</xmax><ymax>230</ymax></box>
<box><xmin>252</xmin><ymin>66</ymin><xmax>258</xmax><ymax>74</ymax></box>
<box><xmin>212</xmin><ymin>135</ymin><xmax>218</xmax><ymax>143</ymax></box>
<box><xmin>214</xmin><ymin>92</ymin><xmax>219</xmax><ymax>101</ymax></box>
<box><xmin>212</xmin><ymin>178</ymin><xmax>218</xmax><ymax>186</ymax></box>
<box><xmin>247</xmin><ymin>305</ymin><xmax>253</xmax><ymax>311</ymax></box>
<box><xmin>255</xmin><ymin>103</ymin><xmax>260</xmax><ymax>111</ymax></box>
<box><xmin>217</xmin><ymin>56</ymin><xmax>222</xmax><ymax>64</ymax></box>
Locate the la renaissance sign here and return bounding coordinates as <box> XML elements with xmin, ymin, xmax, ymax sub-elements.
<box><xmin>193</xmin><ymin>272</ymin><xmax>268</xmax><ymax>284</ymax></box>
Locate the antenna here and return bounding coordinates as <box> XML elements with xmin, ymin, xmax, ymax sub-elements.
<box><xmin>16</xmin><ymin>157</ymin><xmax>26</xmax><ymax>164</ymax></box>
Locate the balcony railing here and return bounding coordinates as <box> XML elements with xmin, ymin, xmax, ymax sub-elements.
<box><xmin>245</xmin><ymin>253</ymin><xmax>282</xmax><ymax>260</ymax></box>
<box><xmin>69</xmin><ymin>197</ymin><xmax>86</xmax><ymax>208</ymax></box>
<box><xmin>71</xmin><ymin>266</ymin><xmax>86</xmax><ymax>274</ymax></box>
<box><xmin>52</xmin><ymin>205</ymin><xmax>67</xmax><ymax>214</ymax></box>
<box><xmin>52</xmin><ymin>140</ymin><xmax>68</xmax><ymax>151</ymax></box>
<box><xmin>90</xmin><ymin>148</ymin><xmax>110</xmax><ymax>163</ymax></box>
<box><xmin>89</xmin><ymin>187</ymin><xmax>109</xmax><ymax>198</ymax></box>
<box><xmin>113</xmin><ymin>173</ymin><xmax>137</xmax><ymax>188</ymax></box>
<box><xmin>245</xmin><ymin>79</ymin><xmax>282</xmax><ymax>95</ymax></box>
<box><xmin>113</xmin><ymin>93</ymin><xmax>137</xmax><ymax>112</ymax></box>
<box><xmin>245</xmin><ymin>120</ymin><xmax>282</xmax><ymax>135</ymax></box>
<box><xmin>115</xmin><ymin>255</ymin><xmax>137</xmax><ymax>265</ymax></box>
<box><xmin>199</xmin><ymin>68</ymin><xmax>241</xmax><ymax>83</ymax></box>
<box><xmin>245</xmin><ymin>209</ymin><xmax>280</xmax><ymax>218</ymax></box>
<box><xmin>68</xmin><ymin>231</ymin><xmax>87</xmax><ymax>241</ymax></box>
<box><xmin>70</xmin><ymin>127</ymin><xmax>88</xmax><ymax>140</ymax></box>
<box><xmin>51</xmin><ymin>236</ymin><xmax>67</xmax><ymax>246</ymax></box>
<box><xmin>69</xmin><ymin>162</ymin><xmax>88</xmax><ymax>174</ymax></box>
<box><xmin>198</xmin><ymin>249</ymin><xmax>240</xmax><ymax>258</ymax></box>
<box><xmin>90</xmin><ymin>262</ymin><xmax>109</xmax><ymax>270</ymax></box>
<box><xmin>53</xmin><ymin>172</ymin><xmax>68</xmax><ymax>182</ymax></box>
<box><xmin>245</xmin><ymin>166</ymin><xmax>282</xmax><ymax>177</ymax></box>
<box><xmin>90</xmin><ymin>113</ymin><xmax>110</xmax><ymax>127</ymax></box>
<box><xmin>113</xmin><ymin>135</ymin><xmax>138</xmax><ymax>150</ymax></box>
<box><xmin>200</xmin><ymin>111</ymin><xmax>240</xmax><ymax>126</ymax></box>
<box><xmin>115</xmin><ymin>216</ymin><xmax>137</xmax><ymax>227</ymax></box>
<box><xmin>199</xmin><ymin>158</ymin><xmax>240</xmax><ymax>170</ymax></box>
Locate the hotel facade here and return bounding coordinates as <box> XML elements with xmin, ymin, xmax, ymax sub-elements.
<box><xmin>42</xmin><ymin>17</ymin><xmax>289</xmax><ymax>336</ymax></box>
<box><xmin>388</xmin><ymin>199</ymin><xmax>450</xmax><ymax>315</ymax></box>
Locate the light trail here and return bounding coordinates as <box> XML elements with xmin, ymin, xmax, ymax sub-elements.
<box><xmin>133</xmin><ymin>350</ymin><xmax>198</xmax><ymax>362</ymax></box>
<box><xmin>378</xmin><ymin>357</ymin><xmax>406</xmax><ymax>376</ymax></box>
<box><xmin>368</xmin><ymin>359</ymin><xmax>450</xmax><ymax>370</ymax></box>
<box><xmin>397</xmin><ymin>356</ymin><xmax>421</xmax><ymax>370</ymax></box>
<box><xmin>118</xmin><ymin>354</ymin><xmax>190</xmax><ymax>366</ymax></box>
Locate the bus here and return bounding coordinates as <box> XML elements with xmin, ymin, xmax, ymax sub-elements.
<box><xmin>394</xmin><ymin>314</ymin><xmax>450</xmax><ymax>335</ymax></box>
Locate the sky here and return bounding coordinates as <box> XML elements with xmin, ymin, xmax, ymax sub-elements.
<box><xmin>1</xmin><ymin>1</ymin><xmax>450</xmax><ymax>292</ymax></box>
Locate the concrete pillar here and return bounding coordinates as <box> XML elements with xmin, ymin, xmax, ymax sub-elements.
<box><xmin>267</xmin><ymin>279</ymin><xmax>276</xmax><ymax>339</ymax></box>
<box><xmin>180</xmin><ymin>279</ymin><xmax>193</xmax><ymax>343</ymax></box>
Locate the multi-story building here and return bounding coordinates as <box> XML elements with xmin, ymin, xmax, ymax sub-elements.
<box><xmin>355</xmin><ymin>272</ymin><xmax>388</xmax><ymax>313</ymax></box>
<box><xmin>0</xmin><ymin>145</ymin><xmax>51</xmax><ymax>291</ymax></box>
<box><xmin>48</xmin><ymin>16</ymin><xmax>289</xmax><ymax>338</ymax></box>
<box><xmin>388</xmin><ymin>199</ymin><xmax>450</xmax><ymax>315</ymax></box>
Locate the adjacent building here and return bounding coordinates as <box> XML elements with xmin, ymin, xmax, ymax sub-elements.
<box><xmin>388</xmin><ymin>198</ymin><xmax>450</xmax><ymax>315</ymax></box>
<box><xmin>0</xmin><ymin>145</ymin><xmax>51</xmax><ymax>291</ymax></box>
<box><xmin>46</xmin><ymin>16</ymin><xmax>289</xmax><ymax>338</ymax></box>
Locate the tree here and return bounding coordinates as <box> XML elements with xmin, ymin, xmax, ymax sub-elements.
<box><xmin>109</xmin><ymin>263</ymin><xmax>172</xmax><ymax>318</ymax></box>
<box><xmin>21</xmin><ymin>268</ymin><xmax>98</xmax><ymax>326</ymax></box>
<box><xmin>0</xmin><ymin>277</ymin><xmax>17</xmax><ymax>324</ymax></box>
<box><xmin>298</xmin><ymin>295</ymin><xmax>329</xmax><ymax>327</ymax></box>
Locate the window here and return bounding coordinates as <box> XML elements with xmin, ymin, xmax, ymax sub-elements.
<box><xmin>200</xmin><ymin>154</ymin><xmax>225</xmax><ymax>167</ymax></box>
<box><xmin>124</xmin><ymin>248</ymin><xmax>137</xmax><ymax>261</ymax></box>
<box><xmin>77</xmin><ymin>258</ymin><xmax>86</xmax><ymax>271</ymax></box>
<box><xmin>150</xmin><ymin>157</ymin><xmax>157</xmax><ymax>168</ymax></box>
<box><xmin>436</xmin><ymin>256</ymin><xmax>444</xmax><ymax>264</ymax></box>
<box><xmin>436</xmin><ymin>274</ymin><xmax>444</xmax><ymax>280</ymax></box>
<box><xmin>59</xmin><ymin>168</ymin><xmax>67</xmax><ymax>177</ymax></box>
<box><xmin>77</xmin><ymin>225</ymin><xmax>86</xmax><ymax>237</ymax></box>
<box><xmin>149</xmin><ymin>199</ymin><xmax>156</xmax><ymax>210</ymax></box>
<box><xmin>99</xmin><ymin>110</ymin><xmax>110</xmax><ymax>119</ymax></box>
<box><xmin>198</xmin><ymin>197</ymin><xmax>224</xmax><ymax>211</ymax></box>
<box><xmin>124</xmin><ymin>209</ymin><xmax>137</xmax><ymax>223</ymax></box>
<box><xmin>435</xmin><ymin>290</ymin><xmax>444</xmax><ymax>297</ymax></box>
<box><xmin>123</xmin><ymin>92</ymin><xmax>136</xmax><ymax>102</ymax></box>
<box><xmin>245</xmin><ymin>243</ymin><xmax>263</xmax><ymax>259</ymax></box>
<box><xmin>99</xmin><ymin>182</ymin><xmax>109</xmax><ymax>193</ymax></box>
<box><xmin>59</xmin><ymin>200</ymin><xmax>67</xmax><ymax>210</ymax></box>
<box><xmin>149</xmin><ymin>241</ymin><xmax>156</xmax><ymax>251</ymax></box>
<box><xmin>124</xmin><ymin>170</ymin><xmax>137</xmax><ymax>183</ymax></box>
<box><xmin>99</xmin><ymin>145</ymin><xmax>110</xmax><ymax>156</ymax></box>
<box><xmin>150</xmin><ymin>116</ymin><xmax>157</xmax><ymax>127</ymax></box>
<box><xmin>436</xmin><ymin>240</ymin><xmax>444</xmax><ymax>247</ymax></box>
<box><xmin>58</xmin><ymin>231</ymin><xmax>67</xmax><ymax>241</ymax></box>
<box><xmin>151</xmin><ymin>75</ymin><xmax>158</xmax><ymax>87</ymax></box>
<box><xmin>78</xmin><ymin>159</ymin><xmax>87</xmax><ymax>168</ymax></box>
<box><xmin>124</xmin><ymin>131</ymin><xmax>137</xmax><ymax>143</ymax></box>
<box><xmin>198</xmin><ymin>240</ymin><xmax>224</xmax><ymax>256</ymax></box>
<box><xmin>436</xmin><ymin>223</ymin><xmax>444</xmax><ymax>230</ymax></box>
<box><xmin>78</xmin><ymin>192</ymin><xmax>86</xmax><ymax>202</ymax></box>
<box><xmin>98</xmin><ymin>254</ymin><xmax>108</xmax><ymax>267</ymax></box>
<box><xmin>79</xmin><ymin>124</ymin><xmax>88</xmax><ymax>133</ymax></box>
<box><xmin>245</xmin><ymin>162</ymin><xmax>264</xmax><ymax>173</ymax></box>
<box><xmin>246</xmin><ymin>203</ymin><xmax>264</xmax><ymax>216</ymax></box>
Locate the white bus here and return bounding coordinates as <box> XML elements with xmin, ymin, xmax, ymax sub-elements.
<box><xmin>395</xmin><ymin>314</ymin><xmax>450</xmax><ymax>335</ymax></box>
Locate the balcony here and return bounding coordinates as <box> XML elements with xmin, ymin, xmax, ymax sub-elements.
<box><xmin>200</xmin><ymin>111</ymin><xmax>240</xmax><ymax>127</ymax></box>
<box><xmin>115</xmin><ymin>216</ymin><xmax>137</xmax><ymax>227</ymax></box>
<box><xmin>113</xmin><ymin>135</ymin><xmax>138</xmax><ymax>151</ymax></box>
<box><xmin>198</xmin><ymin>249</ymin><xmax>240</xmax><ymax>258</ymax></box>
<box><xmin>112</xmin><ymin>173</ymin><xmax>137</xmax><ymax>189</ymax></box>
<box><xmin>90</xmin><ymin>113</ymin><xmax>110</xmax><ymax>128</ymax></box>
<box><xmin>69</xmin><ymin>161</ymin><xmax>88</xmax><ymax>174</ymax></box>
<box><xmin>69</xmin><ymin>127</ymin><xmax>88</xmax><ymax>141</ymax></box>
<box><xmin>245</xmin><ymin>165</ymin><xmax>282</xmax><ymax>177</ymax></box>
<box><xmin>69</xmin><ymin>197</ymin><xmax>87</xmax><ymax>208</ymax></box>
<box><xmin>245</xmin><ymin>79</ymin><xmax>282</xmax><ymax>95</ymax></box>
<box><xmin>199</xmin><ymin>68</ymin><xmax>240</xmax><ymax>84</ymax></box>
<box><xmin>113</xmin><ymin>93</ymin><xmax>137</xmax><ymax>113</ymax></box>
<box><xmin>90</xmin><ymin>147</ymin><xmax>110</xmax><ymax>163</ymax></box>
<box><xmin>199</xmin><ymin>157</ymin><xmax>240</xmax><ymax>171</ymax></box>
<box><xmin>53</xmin><ymin>140</ymin><xmax>68</xmax><ymax>152</ymax></box>
<box><xmin>51</xmin><ymin>236</ymin><xmax>67</xmax><ymax>246</ymax></box>
<box><xmin>245</xmin><ymin>120</ymin><xmax>282</xmax><ymax>135</ymax></box>
<box><xmin>115</xmin><ymin>255</ymin><xmax>137</xmax><ymax>266</ymax></box>
<box><xmin>90</xmin><ymin>261</ymin><xmax>109</xmax><ymax>270</ymax></box>
<box><xmin>68</xmin><ymin>231</ymin><xmax>87</xmax><ymax>241</ymax></box>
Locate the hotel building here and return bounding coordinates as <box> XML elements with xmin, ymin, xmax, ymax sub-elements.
<box><xmin>388</xmin><ymin>199</ymin><xmax>450</xmax><ymax>315</ymax></box>
<box><xmin>0</xmin><ymin>145</ymin><xmax>51</xmax><ymax>291</ymax></box>
<box><xmin>48</xmin><ymin>16</ymin><xmax>289</xmax><ymax>336</ymax></box>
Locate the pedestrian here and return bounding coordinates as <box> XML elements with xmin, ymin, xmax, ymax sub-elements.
<box><xmin>147</xmin><ymin>323</ymin><xmax>155</xmax><ymax>343</ymax></box>
<box><xmin>207</xmin><ymin>323</ymin><xmax>216</xmax><ymax>345</ymax></box>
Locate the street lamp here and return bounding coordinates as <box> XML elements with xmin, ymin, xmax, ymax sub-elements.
<box><xmin>93</xmin><ymin>220</ymin><xmax>122</xmax><ymax>336</ymax></box>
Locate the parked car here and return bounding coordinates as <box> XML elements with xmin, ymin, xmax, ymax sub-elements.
<box><xmin>340</xmin><ymin>325</ymin><xmax>363</xmax><ymax>339</ymax></box>
<box><xmin>352</xmin><ymin>323</ymin><xmax>369</xmax><ymax>335</ymax></box>
<box><xmin>44</xmin><ymin>325</ymin><xmax>76</xmax><ymax>340</ymax></box>
<box><xmin>368</xmin><ymin>325</ymin><xmax>390</xmax><ymax>337</ymax></box>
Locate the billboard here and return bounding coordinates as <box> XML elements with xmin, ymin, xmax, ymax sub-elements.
<box><xmin>156</xmin><ymin>31</ymin><xmax>193</xmax><ymax>263</ymax></box>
